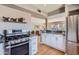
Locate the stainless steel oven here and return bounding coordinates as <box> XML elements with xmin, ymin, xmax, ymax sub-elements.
<box><xmin>3</xmin><ymin>30</ymin><xmax>30</xmax><ymax>55</ymax></box>
<box><xmin>10</xmin><ymin>39</ymin><xmax>29</xmax><ymax>55</ymax></box>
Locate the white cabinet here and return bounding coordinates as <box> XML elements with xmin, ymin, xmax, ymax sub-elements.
<box><xmin>45</xmin><ymin>34</ymin><xmax>50</xmax><ymax>45</ymax></box>
<box><xmin>40</xmin><ymin>33</ymin><xmax>46</xmax><ymax>44</ymax></box>
<box><xmin>0</xmin><ymin>43</ymin><xmax>4</xmax><ymax>55</ymax></box>
<box><xmin>29</xmin><ymin>36</ymin><xmax>38</xmax><ymax>55</ymax></box>
<box><xmin>56</xmin><ymin>35</ymin><xmax>65</xmax><ymax>52</ymax></box>
<box><xmin>41</xmin><ymin>33</ymin><xmax>65</xmax><ymax>52</ymax></box>
<box><xmin>51</xmin><ymin>35</ymin><xmax>57</xmax><ymax>48</ymax></box>
<box><xmin>41</xmin><ymin>33</ymin><xmax>51</xmax><ymax>45</ymax></box>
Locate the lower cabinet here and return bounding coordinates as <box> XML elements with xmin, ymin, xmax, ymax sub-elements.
<box><xmin>50</xmin><ymin>35</ymin><xmax>57</xmax><ymax>48</ymax></box>
<box><xmin>56</xmin><ymin>35</ymin><xmax>65</xmax><ymax>52</ymax></box>
<box><xmin>0</xmin><ymin>43</ymin><xmax>4</xmax><ymax>55</ymax></box>
<box><xmin>41</xmin><ymin>33</ymin><xmax>65</xmax><ymax>52</ymax></box>
<box><xmin>40</xmin><ymin>33</ymin><xmax>46</xmax><ymax>44</ymax></box>
<box><xmin>29</xmin><ymin>36</ymin><xmax>38</xmax><ymax>55</ymax></box>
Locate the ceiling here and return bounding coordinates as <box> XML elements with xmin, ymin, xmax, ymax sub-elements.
<box><xmin>2</xmin><ymin>4</ymin><xmax>64</xmax><ymax>19</ymax></box>
<box><xmin>27</xmin><ymin>4</ymin><xmax>63</xmax><ymax>13</ymax></box>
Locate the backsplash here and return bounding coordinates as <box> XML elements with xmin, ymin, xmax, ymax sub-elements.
<box><xmin>0</xmin><ymin>22</ymin><xmax>30</xmax><ymax>34</ymax></box>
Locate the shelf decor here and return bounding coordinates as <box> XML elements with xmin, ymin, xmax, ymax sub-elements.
<box><xmin>2</xmin><ymin>16</ymin><xmax>27</xmax><ymax>24</ymax></box>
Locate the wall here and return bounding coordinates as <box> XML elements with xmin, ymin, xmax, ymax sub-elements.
<box><xmin>0</xmin><ymin>5</ymin><xmax>32</xmax><ymax>34</ymax></box>
<box><xmin>47</xmin><ymin>13</ymin><xmax>66</xmax><ymax>30</ymax></box>
<box><xmin>48</xmin><ymin>13</ymin><xmax>66</xmax><ymax>22</ymax></box>
<box><xmin>31</xmin><ymin>17</ymin><xmax>45</xmax><ymax>25</ymax></box>
<box><xmin>30</xmin><ymin>17</ymin><xmax>45</xmax><ymax>30</ymax></box>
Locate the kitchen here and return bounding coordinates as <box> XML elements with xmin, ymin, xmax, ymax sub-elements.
<box><xmin>0</xmin><ymin>4</ymin><xmax>79</xmax><ymax>55</ymax></box>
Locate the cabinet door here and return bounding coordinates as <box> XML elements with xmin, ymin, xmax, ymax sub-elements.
<box><xmin>50</xmin><ymin>35</ymin><xmax>57</xmax><ymax>48</ymax></box>
<box><xmin>41</xmin><ymin>33</ymin><xmax>46</xmax><ymax>44</ymax></box>
<box><xmin>56</xmin><ymin>35</ymin><xmax>65</xmax><ymax>52</ymax></box>
<box><xmin>48</xmin><ymin>34</ymin><xmax>52</xmax><ymax>46</ymax></box>
<box><xmin>46</xmin><ymin>34</ymin><xmax>51</xmax><ymax>45</ymax></box>
<box><xmin>29</xmin><ymin>36</ymin><xmax>37</xmax><ymax>55</ymax></box>
<box><xmin>0</xmin><ymin>43</ymin><xmax>4</xmax><ymax>55</ymax></box>
<box><xmin>31</xmin><ymin>42</ymin><xmax>37</xmax><ymax>55</ymax></box>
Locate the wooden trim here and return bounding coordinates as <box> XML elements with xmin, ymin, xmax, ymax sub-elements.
<box><xmin>69</xmin><ymin>9</ymin><xmax>79</xmax><ymax>16</ymax></box>
<box><xmin>65</xmin><ymin>17</ymin><xmax>68</xmax><ymax>54</ymax></box>
<box><xmin>76</xmin><ymin>16</ymin><xmax>79</xmax><ymax>43</ymax></box>
<box><xmin>45</xmin><ymin>18</ymin><xmax>47</xmax><ymax>30</ymax></box>
<box><xmin>48</xmin><ymin>7</ymin><xmax>79</xmax><ymax>16</ymax></box>
<box><xmin>48</xmin><ymin>6</ymin><xmax>65</xmax><ymax>16</ymax></box>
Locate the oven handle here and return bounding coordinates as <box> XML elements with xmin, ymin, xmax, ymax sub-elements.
<box><xmin>6</xmin><ymin>41</ymin><xmax>29</xmax><ymax>48</ymax></box>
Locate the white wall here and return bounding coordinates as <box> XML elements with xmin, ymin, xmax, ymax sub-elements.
<box><xmin>47</xmin><ymin>13</ymin><xmax>66</xmax><ymax>30</ymax></box>
<box><xmin>48</xmin><ymin>13</ymin><xmax>66</xmax><ymax>22</ymax></box>
<box><xmin>30</xmin><ymin>17</ymin><xmax>45</xmax><ymax>30</ymax></box>
<box><xmin>31</xmin><ymin>17</ymin><xmax>45</xmax><ymax>25</ymax></box>
<box><xmin>0</xmin><ymin>5</ymin><xmax>32</xmax><ymax>34</ymax></box>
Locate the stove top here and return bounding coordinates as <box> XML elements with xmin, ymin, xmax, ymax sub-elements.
<box><xmin>8</xmin><ymin>37</ymin><xmax>29</xmax><ymax>44</ymax></box>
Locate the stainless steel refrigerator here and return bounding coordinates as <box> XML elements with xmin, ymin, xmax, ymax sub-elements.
<box><xmin>66</xmin><ymin>14</ymin><xmax>79</xmax><ymax>55</ymax></box>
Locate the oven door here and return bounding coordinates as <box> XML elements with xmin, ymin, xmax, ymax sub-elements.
<box><xmin>11</xmin><ymin>41</ymin><xmax>29</xmax><ymax>55</ymax></box>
